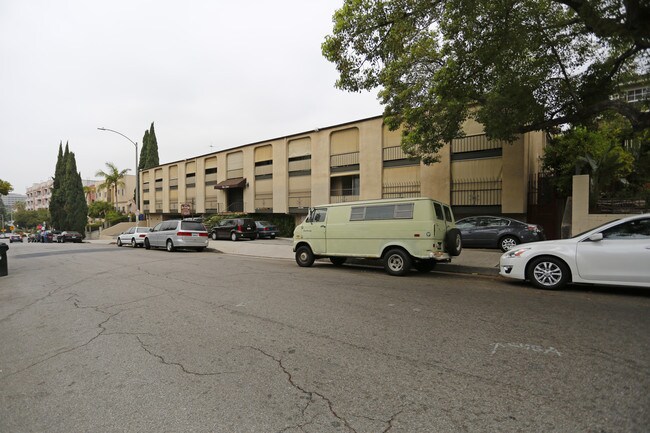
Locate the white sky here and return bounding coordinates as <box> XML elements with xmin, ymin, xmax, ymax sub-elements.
<box><xmin>0</xmin><ymin>0</ymin><xmax>382</xmax><ymax>194</ymax></box>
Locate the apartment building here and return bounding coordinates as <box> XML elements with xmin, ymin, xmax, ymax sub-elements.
<box><xmin>92</xmin><ymin>174</ymin><xmax>137</xmax><ymax>213</ymax></box>
<box><xmin>139</xmin><ymin>115</ymin><xmax>546</xmax><ymax>225</ymax></box>
<box><xmin>25</xmin><ymin>179</ymin><xmax>54</xmax><ymax>211</ymax></box>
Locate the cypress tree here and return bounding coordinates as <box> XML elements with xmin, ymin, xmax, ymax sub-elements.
<box><xmin>147</xmin><ymin>122</ymin><xmax>159</xmax><ymax>167</ymax></box>
<box><xmin>49</xmin><ymin>142</ymin><xmax>67</xmax><ymax>229</ymax></box>
<box><xmin>139</xmin><ymin>129</ymin><xmax>149</xmax><ymax>170</ymax></box>
<box><xmin>62</xmin><ymin>151</ymin><xmax>88</xmax><ymax>233</ymax></box>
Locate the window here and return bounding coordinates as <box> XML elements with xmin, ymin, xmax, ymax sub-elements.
<box><xmin>443</xmin><ymin>206</ymin><xmax>453</xmax><ymax>222</ymax></box>
<box><xmin>349</xmin><ymin>203</ymin><xmax>414</xmax><ymax>221</ymax></box>
<box><xmin>307</xmin><ymin>209</ymin><xmax>327</xmax><ymax>223</ymax></box>
<box><xmin>602</xmin><ymin>218</ymin><xmax>650</xmax><ymax>239</ymax></box>
<box><xmin>434</xmin><ymin>203</ymin><xmax>444</xmax><ymax>220</ymax></box>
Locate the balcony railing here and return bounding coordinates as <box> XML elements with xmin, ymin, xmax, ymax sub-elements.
<box><xmin>330</xmin><ymin>152</ymin><xmax>359</xmax><ymax>170</ymax></box>
<box><xmin>451</xmin><ymin>178</ymin><xmax>502</xmax><ymax>206</ymax></box>
<box><xmin>288</xmin><ymin>194</ymin><xmax>311</xmax><ymax>210</ymax></box>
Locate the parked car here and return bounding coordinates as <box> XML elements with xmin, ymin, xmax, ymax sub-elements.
<box><xmin>144</xmin><ymin>220</ymin><xmax>209</xmax><ymax>252</ymax></box>
<box><xmin>500</xmin><ymin>213</ymin><xmax>650</xmax><ymax>290</ymax></box>
<box><xmin>9</xmin><ymin>233</ymin><xmax>23</xmax><ymax>243</ymax></box>
<box><xmin>49</xmin><ymin>230</ymin><xmax>63</xmax><ymax>243</ymax></box>
<box><xmin>117</xmin><ymin>226</ymin><xmax>150</xmax><ymax>247</ymax></box>
<box><xmin>210</xmin><ymin>218</ymin><xmax>257</xmax><ymax>241</ymax></box>
<box><xmin>455</xmin><ymin>216</ymin><xmax>545</xmax><ymax>252</ymax></box>
<box><xmin>58</xmin><ymin>231</ymin><xmax>83</xmax><ymax>243</ymax></box>
<box><xmin>255</xmin><ymin>221</ymin><xmax>278</xmax><ymax>239</ymax></box>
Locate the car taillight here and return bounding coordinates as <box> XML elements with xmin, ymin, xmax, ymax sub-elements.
<box><xmin>138</xmin><ymin>234</ymin><xmax>146</xmax><ymax>238</ymax></box>
<box><xmin>237</xmin><ymin>225</ymin><xmax>243</xmax><ymax>231</ymax></box>
<box><xmin>526</xmin><ymin>225</ymin><xmax>538</xmax><ymax>231</ymax></box>
<box><xmin>176</xmin><ymin>231</ymin><xmax>192</xmax><ymax>236</ymax></box>
<box><xmin>263</xmin><ymin>227</ymin><xmax>269</xmax><ymax>231</ymax></box>
<box><xmin>198</xmin><ymin>233</ymin><xmax>208</xmax><ymax>237</ymax></box>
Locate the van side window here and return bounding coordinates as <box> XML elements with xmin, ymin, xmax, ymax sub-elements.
<box><xmin>443</xmin><ymin>206</ymin><xmax>453</xmax><ymax>222</ymax></box>
<box><xmin>350</xmin><ymin>203</ymin><xmax>414</xmax><ymax>221</ymax></box>
<box><xmin>434</xmin><ymin>203</ymin><xmax>444</xmax><ymax>220</ymax></box>
<box><xmin>312</xmin><ymin>209</ymin><xmax>327</xmax><ymax>222</ymax></box>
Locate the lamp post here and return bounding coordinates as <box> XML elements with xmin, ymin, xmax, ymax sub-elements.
<box><xmin>97</xmin><ymin>127</ymin><xmax>139</xmax><ymax>214</ymax></box>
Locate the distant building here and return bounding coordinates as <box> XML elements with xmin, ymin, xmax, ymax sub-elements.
<box><xmin>1</xmin><ymin>192</ymin><xmax>27</xmax><ymax>209</ymax></box>
<box><xmin>26</xmin><ymin>179</ymin><xmax>53</xmax><ymax>211</ymax></box>
<box><xmin>92</xmin><ymin>174</ymin><xmax>137</xmax><ymax>213</ymax></box>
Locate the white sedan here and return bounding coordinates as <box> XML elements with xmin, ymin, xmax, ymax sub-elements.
<box><xmin>500</xmin><ymin>213</ymin><xmax>650</xmax><ymax>290</ymax></box>
<box><xmin>117</xmin><ymin>226</ymin><xmax>150</xmax><ymax>248</ymax></box>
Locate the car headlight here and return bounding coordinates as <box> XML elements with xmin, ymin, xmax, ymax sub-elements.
<box><xmin>503</xmin><ymin>247</ymin><xmax>531</xmax><ymax>258</ymax></box>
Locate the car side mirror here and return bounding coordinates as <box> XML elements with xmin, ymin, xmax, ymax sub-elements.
<box><xmin>588</xmin><ymin>233</ymin><xmax>603</xmax><ymax>242</ymax></box>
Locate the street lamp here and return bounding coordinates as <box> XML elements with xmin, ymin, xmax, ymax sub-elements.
<box><xmin>97</xmin><ymin>127</ymin><xmax>139</xmax><ymax>214</ymax></box>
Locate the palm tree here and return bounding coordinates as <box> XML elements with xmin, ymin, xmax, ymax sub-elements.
<box><xmin>95</xmin><ymin>162</ymin><xmax>130</xmax><ymax>212</ymax></box>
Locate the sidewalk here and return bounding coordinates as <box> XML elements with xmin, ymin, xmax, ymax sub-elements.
<box><xmin>89</xmin><ymin>237</ymin><xmax>502</xmax><ymax>276</ymax></box>
<box><xmin>206</xmin><ymin>238</ymin><xmax>502</xmax><ymax>276</ymax></box>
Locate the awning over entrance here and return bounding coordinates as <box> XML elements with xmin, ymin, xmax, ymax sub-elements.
<box><xmin>214</xmin><ymin>177</ymin><xmax>247</xmax><ymax>189</ymax></box>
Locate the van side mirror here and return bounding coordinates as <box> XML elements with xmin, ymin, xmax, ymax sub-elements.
<box><xmin>588</xmin><ymin>233</ymin><xmax>603</xmax><ymax>242</ymax></box>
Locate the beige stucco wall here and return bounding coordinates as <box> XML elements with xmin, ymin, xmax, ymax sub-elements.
<box><xmin>571</xmin><ymin>175</ymin><xmax>620</xmax><ymax>235</ymax></box>
<box><xmin>139</xmin><ymin>115</ymin><xmax>540</xmax><ymax>220</ymax></box>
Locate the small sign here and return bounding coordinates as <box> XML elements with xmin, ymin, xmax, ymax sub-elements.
<box><xmin>181</xmin><ymin>203</ymin><xmax>191</xmax><ymax>217</ymax></box>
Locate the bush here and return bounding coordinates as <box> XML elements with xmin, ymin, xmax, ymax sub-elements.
<box><xmin>202</xmin><ymin>213</ymin><xmax>296</xmax><ymax>237</ymax></box>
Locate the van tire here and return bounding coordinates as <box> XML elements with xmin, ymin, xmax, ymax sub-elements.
<box><xmin>296</xmin><ymin>246</ymin><xmax>315</xmax><ymax>267</ymax></box>
<box><xmin>330</xmin><ymin>257</ymin><xmax>346</xmax><ymax>266</ymax></box>
<box><xmin>445</xmin><ymin>229</ymin><xmax>462</xmax><ymax>256</ymax></box>
<box><xmin>144</xmin><ymin>238</ymin><xmax>151</xmax><ymax>250</ymax></box>
<box><xmin>384</xmin><ymin>248</ymin><xmax>412</xmax><ymax>276</ymax></box>
<box><xmin>166</xmin><ymin>239</ymin><xmax>175</xmax><ymax>252</ymax></box>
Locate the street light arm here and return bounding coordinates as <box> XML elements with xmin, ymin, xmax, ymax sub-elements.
<box><xmin>97</xmin><ymin>127</ymin><xmax>137</xmax><ymax>147</ymax></box>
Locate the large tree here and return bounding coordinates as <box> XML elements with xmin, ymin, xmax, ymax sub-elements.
<box><xmin>139</xmin><ymin>122</ymin><xmax>160</xmax><ymax>170</ymax></box>
<box><xmin>322</xmin><ymin>0</ymin><xmax>650</xmax><ymax>162</ymax></box>
<box><xmin>49</xmin><ymin>142</ymin><xmax>67</xmax><ymax>229</ymax></box>
<box><xmin>0</xmin><ymin>179</ymin><xmax>12</xmax><ymax>196</ymax></box>
<box><xmin>95</xmin><ymin>162</ymin><xmax>130</xmax><ymax>211</ymax></box>
<box><xmin>62</xmin><ymin>152</ymin><xmax>88</xmax><ymax>234</ymax></box>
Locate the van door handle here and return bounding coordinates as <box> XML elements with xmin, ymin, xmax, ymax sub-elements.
<box><xmin>320</xmin><ymin>225</ymin><xmax>326</xmax><ymax>228</ymax></box>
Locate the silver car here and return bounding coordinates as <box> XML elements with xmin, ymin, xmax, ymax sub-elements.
<box><xmin>144</xmin><ymin>220</ymin><xmax>209</xmax><ymax>252</ymax></box>
<box><xmin>117</xmin><ymin>226</ymin><xmax>150</xmax><ymax>248</ymax></box>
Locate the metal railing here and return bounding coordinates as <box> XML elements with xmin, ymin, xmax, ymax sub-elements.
<box><xmin>382</xmin><ymin>181</ymin><xmax>421</xmax><ymax>198</ymax></box>
<box><xmin>330</xmin><ymin>152</ymin><xmax>359</xmax><ymax>169</ymax></box>
<box><xmin>451</xmin><ymin>134</ymin><xmax>506</xmax><ymax>153</ymax></box>
<box><xmin>451</xmin><ymin>178</ymin><xmax>502</xmax><ymax>206</ymax></box>
<box><xmin>288</xmin><ymin>194</ymin><xmax>311</xmax><ymax>209</ymax></box>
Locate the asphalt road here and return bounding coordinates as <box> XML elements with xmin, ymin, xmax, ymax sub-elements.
<box><xmin>1</xmin><ymin>241</ymin><xmax>649</xmax><ymax>433</ymax></box>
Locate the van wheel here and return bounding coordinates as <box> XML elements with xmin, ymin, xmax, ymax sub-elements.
<box><xmin>166</xmin><ymin>239</ymin><xmax>175</xmax><ymax>252</ymax></box>
<box><xmin>230</xmin><ymin>232</ymin><xmax>238</xmax><ymax>242</ymax></box>
<box><xmin>414</xmin><ymin>260</ymin><xmax>436</xmax><ymax>273</ymax></box>
<box><xmin>296</xmin><ymin>246</ymin><xmax>315</xmax><ymax>267</ymax></box>
<box><xmin>330</xmin><ymin>257</ymin><xmax>346</xmax><ymax>266</ymax></box>
<box><xmin>445</xmin><ymin>229</ymin><xmax>462</xmax><ymax>256</ymax></box>
<box><xmin>384</xmin><ymin>248</ymin><xmax>412</xmax><ymax>276</ymax></box>
<box><xmin>144</xmin><ymin>238</ymin><xmax>151</xmax><ymax>250</ymax></box>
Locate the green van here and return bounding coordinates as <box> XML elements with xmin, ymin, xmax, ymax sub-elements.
<box><xmin>292</xmin><ymin>197</ymin><xmax>462</xmax><ymax>276</ymax></box>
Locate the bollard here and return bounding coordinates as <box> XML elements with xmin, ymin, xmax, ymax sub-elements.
<box><xmin>0</xmin><ymin>242</ymin><xmax>8</xmax><ymax>277</ymax></box>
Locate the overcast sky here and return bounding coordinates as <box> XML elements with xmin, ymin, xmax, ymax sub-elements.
<box><xmin>0</xmin><ymin>0</ymin><xmax>382</xmax><ymax>194</ymax></box>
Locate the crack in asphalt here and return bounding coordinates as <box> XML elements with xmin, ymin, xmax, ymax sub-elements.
<box><xmin>135</xmin><ymin>336</ymin><xmax>238</xmax><ymax>377</ymax></box>
<box><xmin>247</xmin><ymin>346</ymin><xmax>359</xmax><ymax>433</ymax></box>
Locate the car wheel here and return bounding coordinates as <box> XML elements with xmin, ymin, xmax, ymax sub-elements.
<box><xmin>330</xmin><ymin>257</ymin><xmax>346</xmax><ymax>266</ymax></box>
<box><xmin>414</xmin><ymin>259</ymin><xmax>436</xmax><ymax>273</ymax></box>
<box><xmin>166</xmin><ymin>239</ymin><xmax>175</xmax><ymax>252</ymax></box>
<box><xmin>527</xmin><ymin>256</ymin><xmax>570</xmax><ymax>290</ymax></box>
<box><xmin>230</xmin><ymin>232</ymin><xmax>238</xmax><ymax>242</ymax></box>
<box><xmin>384</xmin><ymin>248</ymin><xmax>412</xmax><ymax>276</ymax></box>
<box><xmin>144</xmin><ymin>238</ymin><xmax>151</xmax><ymax>250</ymax></box>
<box><xmin>117</xmin><ymin>238</ymin><xmax>122</xmax><ymax>247</ymax></box>
<box><xmin>270</xmin><ymin>235</ymin><xmax>276</xmax><ymax>239</ymax></box>
<box><xmin>295</xmin><ymin>245</ymin><xmax>315</xmax><ymax>267</ymax></box>
<box><xmin>445</xmin><ymin>229</ymin><xmax>462</xmax><ymax>256</ymax></box>
<box><xmin>131</xmin><ymin>238</ymin><xmax>137</xmax><ymax>248</ymax></box>
<box><xmin>211</xmin><ymin>232</ymin><xmax>218</xmax><ymax>240</ymax></box>
<box><xmin>196</xmin><ymin>247</ymin><xmax>205</xmax><ymax>252</ymax></box>
<box><xmin>500</xmin><ymin>235</ymin><xmax>519</xmax><ymax>252</ymax></box>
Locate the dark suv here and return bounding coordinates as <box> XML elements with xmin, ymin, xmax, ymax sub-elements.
<box><xmin>210</xmin><ymin>218</ymin><xmax>257</xmax><ymax>241</ymax></box>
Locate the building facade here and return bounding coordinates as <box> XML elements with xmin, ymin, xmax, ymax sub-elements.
<box><xmin>1</xmin><ymin>193</ymin><xmax>27</xmax><ymax>209</ymax></box>
<box><xmin>92</xmin><ymin>174</ymin><xmax>137</xmax><ymax>213</ymax></box>
<box><xmin>25</xmin><ymin>180</ymin><xmax>54</xmax><ymax>211</ymax></box>
<box><xmin>139</xmin><ymin>115</ymin><xmax>546</xmax><ymax>225</ymax></box>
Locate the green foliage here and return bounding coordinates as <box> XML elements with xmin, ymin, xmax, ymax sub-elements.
<box><xmin>49</xmin><ymin>143</ymin><xmax>67</xmax><ymax>228</ymax></box>
<box><xmin>95</xmin><ymin>162</ymin><xmax>130</xmax><ymax>210</ymax></box>
<box><xmin>88</xmin><ymin>200</ymin><xmax>113</xmax><ymax>219</ymax></box>
<box><xmin>139</xmin><ymin>122</ymin><xmax>160</xmax><ymax>170</ymax></box>
<box><xmin>0</xmin><ymin>179</ymin><xmax>13</xmax><ymax>195</ymax></box>
<box><xmin>543</xmin><ymin>114</ymin><xmax>636</xmax><ymax>199</ymax></box>
<box><xmin>105</xmin><ymin>210</ymin><xmax>128</xmax><ymax>225</ymax></box>
<box><xmin>13</xmin><ymin>204</ymin><xmax>50</xmax><ymax>230</ymax></box>
<box><xmin>62</xmin><ymin>151</ymin><xmax>89</xmax><ymax>233</ymax></box>
<box><xmin>322</xmin><ymin>0</ymin><xmax>650</xmax><ymax>162</ymax></box>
